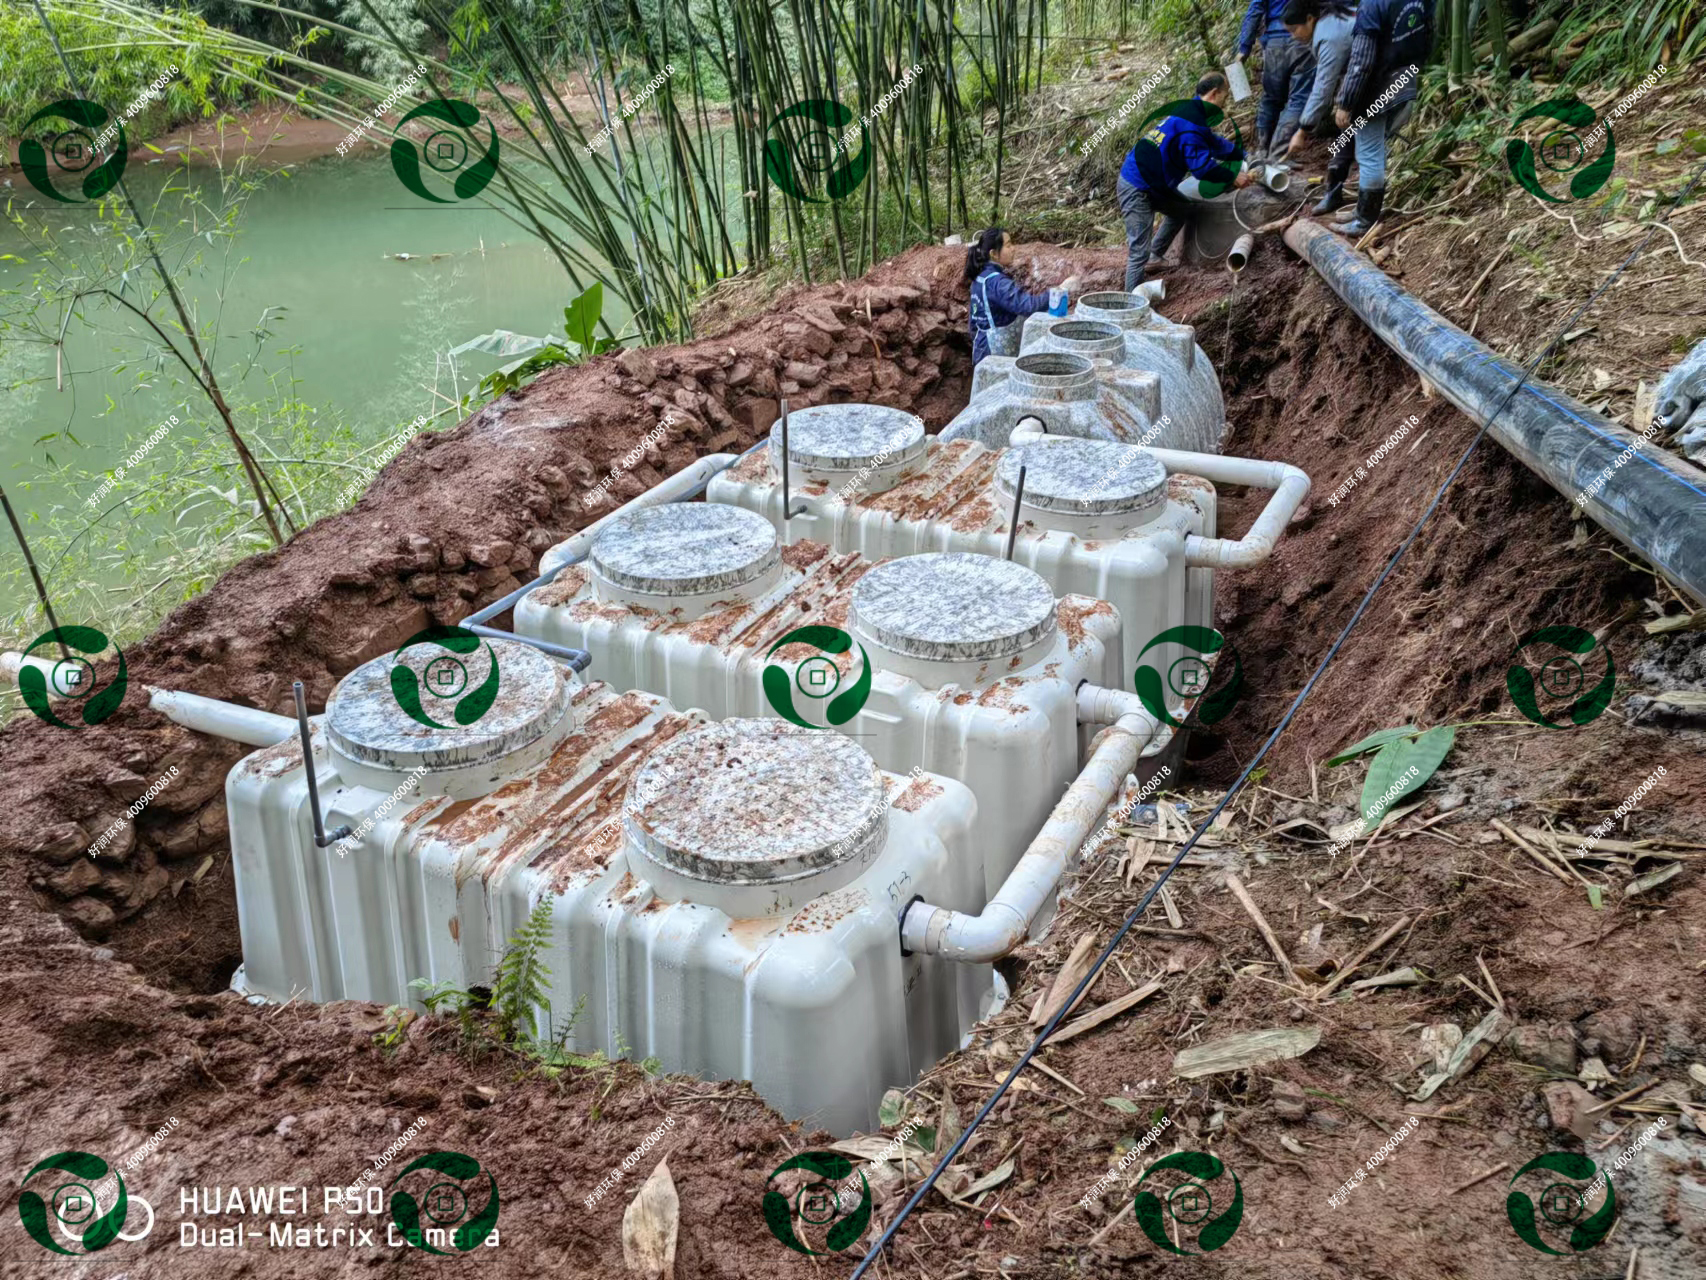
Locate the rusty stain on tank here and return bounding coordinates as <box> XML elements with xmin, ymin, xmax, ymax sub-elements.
<box><xmin>239</xmin><ymin>730</ymin><xmax>310</xmax><ymax>780</ymax></box>
<box><xmin>1056</xmin><ymin>595</ymin><xmax>1113</xmax><ymax>650</ymax></box>
<box><xmin>532</xmin><ymin>565</ymin><xmax>588</xmax><ymax>607</ymax></box>
<box><xmin>783</xmin><ymin>887</ymin><xmax>870</xmax><ymax>934</ymax></box>
<box><xmin>448</xmin><ymin>915</ymin><xmax>460</xmax><ymax>941</ymax></box>
<box><xmin>891</xmin><ymin>774</ymin><xmax>942</xmax><ymax>813</ymax></box>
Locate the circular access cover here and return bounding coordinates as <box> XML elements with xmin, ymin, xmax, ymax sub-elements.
<box><xmin>768</xmin><ymin>403</ymin><xmax>927</xmax><ymax>474</ymax></box>
<box><xmin>1077</xmin><ymin>291</ymin><xmax>1154</xmax><ymax>329</ymax></box>
<box><xmin>997</xmin><ymin>439</ymin><xmax>1168</xmax><ymax>520</ymax></box>
<box><xmin>327</xmin><ymin>636</ymin><xmax>571</xmax><ymax>774</ymax></box>
<box><xmin>851</xmin><ymin>552</ymin><xmax>1056</xmax><ymax>663</ymax></box>
<box><xmin>590</xmin><ymin>503</ymin><xmax>779</xmax><ymax>598</ymax></box>
<box><xmin>625</xmin><ymin>718</ymin><xmax>888</xmax><ymax>887</ymax></box>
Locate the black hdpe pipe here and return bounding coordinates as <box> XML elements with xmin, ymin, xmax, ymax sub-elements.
<box><xmin>1285</xmin><ymin>219</ymin><xmax>1706</xmax><ymax>606</ymax></box>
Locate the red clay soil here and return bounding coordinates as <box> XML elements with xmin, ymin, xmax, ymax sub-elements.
<box><xmin>2</xmin><ymin>241</ymin><xmax>1701</xmax><ymax>1280</ymax></box>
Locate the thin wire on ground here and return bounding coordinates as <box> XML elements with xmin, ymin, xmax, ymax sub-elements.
<box><xmin>851</xmin><ymin>156</ymin><xmax>1706</xmax><ymax>1278</ymax></box>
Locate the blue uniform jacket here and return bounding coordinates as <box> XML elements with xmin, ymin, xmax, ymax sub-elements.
<box><xmin>1339</xmin><ymin>0</ymin><xmax>1432</xmax><ymax>112</ymax></box>
<box><xmin>1239</xmin><ymin>0</ymin><xmax>1293</xmax><ymax>54</ymax></box>
<box><xmin>969</xmin><ymin>264</ymin><xmax>1049</xmax><ymax>365</ymax></box>
<box><xmin>1119</xmin><ymin>98</ymin><xmax>1245</xmax><ymax>195</ymax></box>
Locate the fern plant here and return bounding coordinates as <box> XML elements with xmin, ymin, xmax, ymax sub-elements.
<box><xmin>492</xmin><ymin>896</ymin><xmax>556</xmax><ymax>1045</ymax></box>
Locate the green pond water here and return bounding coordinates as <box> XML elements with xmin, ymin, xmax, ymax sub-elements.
<box><xmin>0</xmin><ymin>153</ymin><xmax>631</xmax><ymax>617</ymax></box>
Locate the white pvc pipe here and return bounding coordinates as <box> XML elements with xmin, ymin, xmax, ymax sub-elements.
<box><xmin>3</xmin><ymin>653</ymin><xmax>296</xmax><ymax>746</ymax></box>
<box><xmin>541</xmin><ymin>452</ymin><xmax>740</xmax><ymax>574</ymax></box>
<box><xmin>1076</xmin><ymin>682</ymin><xmax>1156</xmax><ymax>726</ymax></box>
<box><xmin>900</xmin><ymin>710</ymin><xmax>1157</xmax><ymax>961</ymax></box>
<box><xmin>0</xmin><ymin>651</ymin><xmax>58</xmax><ymax>686</ymax></box>
<box><xmin>146</xmin><ymin>687</ymin><xmax>297</xmax><ymax>746</ymax></box>
<box><xmin>1141</xmin><ymin>446</ymin><xmax>1311</xmax><ymax>568</ymax></box>
<box><xmin>999</xmin><ymin>434</ymin><xmax>1310</xmax><ymax>570</ymax></box>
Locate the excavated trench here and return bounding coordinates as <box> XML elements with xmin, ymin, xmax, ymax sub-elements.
<box><xmin>3</xmin><ymin>242</ymin><xmax>1701</xmax><ymax>1280</ymax></box>
<box><xmin>0</xmin><ymin>240</ymin><xmax>1672</xmax><ymax>988</ymax></box>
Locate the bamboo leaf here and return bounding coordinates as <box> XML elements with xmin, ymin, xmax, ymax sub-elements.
<box><xmin>1327</xmin><ymin>725</ymin><xmax>1419</xmax><ymax>766</ymax></box>
<box><xmin>1360</xmin><ymin>726</ymin><xmax>1456</xmax><ymax>826</ymax></box>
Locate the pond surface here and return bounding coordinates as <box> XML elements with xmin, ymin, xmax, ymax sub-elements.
<box><xmin>0</xmin><ymin>152</ymin><xmax>625</xmax><ymax>614</ymax></box>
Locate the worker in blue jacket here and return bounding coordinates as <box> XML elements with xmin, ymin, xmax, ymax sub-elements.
<box><xmin>1117</xmin><ymin>74</ymin><xmax>1253</xmax><ymax>287</ymax></box>
<box><xmin>964</xmin><ymin>228</ymin><xmax>1079</xmax><ymax>366</ymax></box>
<box><xmin>1331</xmin><ymin>0</ymin><xmax>1433</xmax><ymax>236</ymax></box>
<box><xmin>1236</xmin><ymin>0</ymin><xmax>1317</xmax><ymax>161</ymax></box>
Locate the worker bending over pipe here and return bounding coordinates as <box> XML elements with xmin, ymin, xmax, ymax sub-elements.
<box><xmin>1116</xmin><ymin>73</ymin><xmax>1254</xmax><ymax>286</ymax></box>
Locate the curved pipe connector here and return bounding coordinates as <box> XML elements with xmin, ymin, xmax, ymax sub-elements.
<box><xmin>899</xmin><ymin>710</ymin><xmax>1156</xmax><ymax>962</ymax></box>
<box><xmin>1143</xmin><ymin>447</ymin><xmax>1311</xmax><ymax>568</ymax></box>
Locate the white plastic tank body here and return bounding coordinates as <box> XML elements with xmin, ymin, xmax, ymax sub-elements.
<box><xmin>701</xmin><ymin>405</ymin><xmax>1217</xmax><ymax>693</ymax></box>
<box><xmin>1021</xmin><ymin>291</ymin><xmax>1226</xmax><ymax>453</ymax></box>
<box><xmin>940</xmin><ymin>351</ymin><xmax>1166</xmax><ymax>451</ymax></box>
<box><xmin>519</xmin><ymin>504</ymin><xmax>1124</xmax><ymax>922</ymax></box>
<box><xmin>227</xmin><ymin>639</ymin><xmax>981</xmax><ymax>1135</ymax></box>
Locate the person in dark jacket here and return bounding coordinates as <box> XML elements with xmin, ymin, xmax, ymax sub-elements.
<box><xmin>1237</xmin><ymin>0</ymin><xmax>1317</xmax><ymax>160</ymax></box>
<box><xmin>1280</xmin><ymin>0</ymin><xmax>1360</xmax><ymax>214</ymax></box>
<box><xmin>1117</xmin><ymin>74</ymin><xmax>1253</xmax><ymax>288</ymax></box>
<box><xmin>1330</xmin><ymin>0</ymin><xmax>1432</xmax><ymax>235</ymax></box>
<box><xmin>965</xmin><ymin>228</ymin><xmax>1079</xmax><ymax>366</ymax></box>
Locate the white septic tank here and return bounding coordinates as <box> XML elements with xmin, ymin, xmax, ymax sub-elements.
<box><xmin>227</xmin><ymin>637</ymin><xmax>980</xmax><ymax>1135</ymax></box>
<box><xmin>702</xmin><ymin>404</ymin><xmax>1216</xmax><ymax>690</ymax></box>
<box><xmin>519</xmin><ymin>503</ymin><xmax>1123</xmax><ymax>911</ymax></box>
<box><xmin>1022</xmin><ymin>291</ymin><xmax>1227</xmax><ymax>453</ymax></box>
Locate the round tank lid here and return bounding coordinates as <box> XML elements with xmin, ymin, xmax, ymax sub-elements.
<box><xmin>327</xmin><ymin>636</ymin><xmax>571</xmax><ymax>771</ymax></box>
<box><xmin>997</xmin><ymin>439</ymin><xmax>1168</xmax><ymax>518</ymax></box>
<box><xmin>769</xmin><ymin>403</ymin><xmax>927</xmax><ymax>473</ymax></box>
<box><xmin>851</xmin><ymin>552</ymin><xmax>1056</xmax><ymax>662</ymax></box>
<box><xmin>1078</xmin><ymin>291</ymin><xmax>1154</xmax><ymax>327</ymax></box>
<box><xmin>591</xmin><ymin>503</ymin><xmax>779</xmax><ymax>597</ymax></box>
<box><xmin>626</xmin><ymin>719</ymin><xmax>888</xmax><ymax>885</ymax></box>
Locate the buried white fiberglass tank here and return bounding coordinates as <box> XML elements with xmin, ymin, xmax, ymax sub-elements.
<box><xmin>942</xmin><ymin>288</ymin><xmax>1226</xmax><ymax>455</ymax></box>
<box><xmin>517</xmin><ymin>503</ymin><xmax>1136</xmax><ymax>925</ymax></box>
<box><xmin>702</xmin><ymin>403</ymin><xmax>1219</xmax><ymax>685</ymax></box>
<box><xmin>226</xmin><ymin>637</ymin><xmax>979</xmax><ymax>1135</ymax></box>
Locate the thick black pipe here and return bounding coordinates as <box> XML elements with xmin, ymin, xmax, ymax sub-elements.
<box><xmin>1285</xmin><ymin>219</ymin><xmax>1706</xmax><ymax>605</ymax></box>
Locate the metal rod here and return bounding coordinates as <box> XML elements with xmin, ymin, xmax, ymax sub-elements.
<box><xmin>779</xmin><ymin>397</ymin><xmax>800</xmax><ymax>520</ymax></box>
<box><xmin>1004</xmin><ymin>464</ymin><xmax>1027</xmax><ymax>561</ymax></box>
<box><xmin>1</xmin><ymin>484</ymin><xmax>71</xmax><ymax>662</ymax></box>
<box><xmin>293</xmin><ymin>680</ymin><xmax>352</xmax><ymax>848</ymax></box>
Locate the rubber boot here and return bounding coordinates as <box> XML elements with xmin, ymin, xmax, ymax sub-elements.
<box><xmin>1312</xmin><ymin>181</ymin><xmax>1347</xmax><ymax>216</ymax></box>
<box><xmin>1332</xmin><ymin>184</ymin><xmax>1384</xmax><ymax>237</ymax></box>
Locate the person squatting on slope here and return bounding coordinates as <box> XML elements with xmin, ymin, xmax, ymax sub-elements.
<box><xmin>1236</xmin><ymin>0</ymin><xmax>1317</xmax><ymax>160</ymax></box>
<box><xmin>964</xmin><ymin>228</ymin><xmax>1079</xmax><ymax>366</ymax></box>
<box><xmin>1325</xmin><ymin>0</ymin><xmax>1434</xmax><ymax>236</ymax></box>
<box><xmin>1117</xmin><ymin>73</ymin><xmax>1253</xmax><ymax>287</ymax></box>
